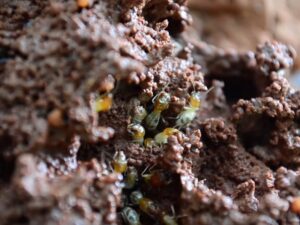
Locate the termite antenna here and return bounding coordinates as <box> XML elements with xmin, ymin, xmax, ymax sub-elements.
<box><xmin>141</xmin><ymin>165</ymin><xmax>150</xmax><ymax>176</ymax></box>
<box><xmin>171</xmin><ymin>205</ymin><xmax>176</xmax><ymax>217</ymax></box>
<box><xmin>176</xmin><ymin>214</ymin><xmax>188</xmax><ymax>219</ymax></box>
<box><xmin>111</xmin><ymin>77</ymin><xmax>120</xmax><ymax>95</ymax></box>
<box><xmin>152</xmin><ymin>80</ymin><xmax>170</xmax><ymax>103</ymax></box>
<box><xmin>108</xmin><ymin>162</ymin><xmax>114</xmax><ymax>172</ymax></box>
<box><xmin>100</xmin><ymin>151</ymin><xmax>105</xmax><ymax>167</ymax></box>
<box><xmin>204</xmin><ymin>86</ymin><xmax>214</xmax><ymax>97</ymax></box>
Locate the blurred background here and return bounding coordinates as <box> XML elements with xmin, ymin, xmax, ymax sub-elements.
<box><xmin>188</xmin><ymin>0</ymin><xmax>300</xmax><ymax>89</ymax></box>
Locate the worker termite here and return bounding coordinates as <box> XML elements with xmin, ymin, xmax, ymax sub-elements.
<box><xmin>124</xmin><ymin>166</ymin><xmax>138</xmax><ymax>189</ymax></box>
<box><xmin>145</xmin><ymin>92</ymin><xmax>171</xmax><ymax>131</ymax></box>
<box><xmin>127</xmin><ymin>123</ymin><xmax>145</xmax><ymax>145</ymax></box>
<box><xmin>176</xmin><ymin>87</ymin><xmax>213</xmax><ymax>128</ymax></box>
<box><xmin>112</xmin><ymin>151</ymin><xmax>127</xmax><ymax>173</ymax></box>
<box><xmin>130</xmin><ymin>191</ymin><xmax>178</xmax><ymax>225</ymax></box>
<box><xmin>142</xmin><ymin>170</ymin><xmax>171</xmax><ymax>188</ymax></box>
<box><xmin>154</xmin><ymin>128</ymin><xmax>179</xmax><ymax>145</ymax></box>
<box><xmin>93</xmin><ymin>77</ymin><xmax>118</xmax><ymax>113</ymax></box>
<box><xmin>121</xmin><ymin>207</ymin><xmax>141</xmax><ymax>225</ymax></box>
<box><xmin>130</xmin><ymin>191</ymin><xmax>159</xmax><ymax>217</ymax></box>
<box><xmin>130</xmin><ymin>190</ymin><xmax>144</xmax><ymax>205</ymax></box>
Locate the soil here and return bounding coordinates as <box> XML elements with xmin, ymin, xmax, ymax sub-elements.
<box><xmin>0</xmin><ymin>1</ymin><xmax>300</xmax><ymax>225</ymax></box>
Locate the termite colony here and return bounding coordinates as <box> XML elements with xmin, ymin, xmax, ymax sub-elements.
<box><xmin>91</xmin><ymin>77</ymin><xmax>207</xmax><ymax>224</ymax></box>
<box><xmin>115</xmin><ymin>82</ymin><xmax>209</xmax><ymax>225</ymax></box>
<box><xmin>112</xmin><ymin>151</ymin><xmax>179</xmax><ymax>225</ymax></box>
<box><xmin>127</xmin><ymin>83</ymin><xmax>209</xmax><ymax>148</ymax></box>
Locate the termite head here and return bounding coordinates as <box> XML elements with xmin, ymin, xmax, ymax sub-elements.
<box><xmin>154</xmin><ymin>92</ymin><xmax>171</xmax><ymax>111</ymax></box>
<box><xmin>189</xmin><ymin>92</ymin><xmax>201</xmax><ymax>109</ymax></box>
<box><xmin>112</xmin><ymin>151</ymin><xmax>127</xmax><ymax>173</ymax></box>
<box><xmin>128</xmin><ymin>124</ymin><xmax>145</xmax><ymax>140</ymax></box>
